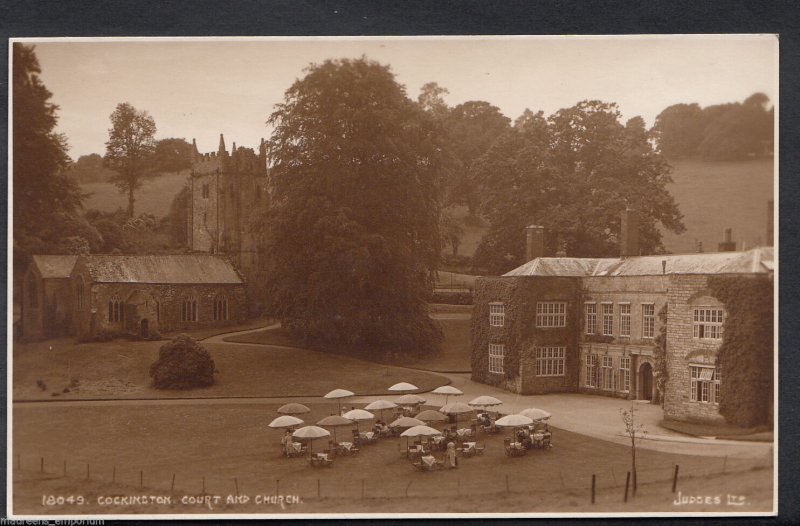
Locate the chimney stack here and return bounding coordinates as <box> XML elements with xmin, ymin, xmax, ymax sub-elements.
<box><xmin>525</xmin><ymin>225</ymin><xmax>545</xmax><ymax>261</ymax></box>
<box><xmin>718</xmin><ymin>228</ymin><xmax>737</xmax><ymax>252</ymax></box>
<box><xmin>620</xmin><ymin>208</ymin><xmax>640</xmax><ymax>257</ymax></box>
<box><xmin>767</xmin><ymin>200</ymin><xmax>774</xmax><ymax>246</ymax></box>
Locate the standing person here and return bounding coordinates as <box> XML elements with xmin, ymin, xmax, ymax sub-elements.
<box><xmin>281</xmin><ymin>430</ymin><xmax>292</xmax><ymax>457</ymax></box>
<box><xmin>446</xmin><ymin>442</ymin><xmax>457</xmax><ymax>469</ymax></box>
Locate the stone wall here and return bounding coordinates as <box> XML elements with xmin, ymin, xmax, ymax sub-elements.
<box><xmin>21</xmin><ymin>268</ymin><xmax>73</xmax><ymax>341</ymax></box>
<box><xmin>578</xmin><ymin>275</ymin><xmax>667</xmax><ymax>399</ymax></box>
<box><xmin>190</xmin><ymin>172</ymin><xmax>220</xmax><ymax>253</ymax></box>
<box><xmin>71</xmin><ymin>266</ymin><xmax>246</xmax><ymax>339</ymax></box>
<box><xmin>663</xmin><ymin>274</ymin><xmax>725</xmax><ymax>424</ymax></box>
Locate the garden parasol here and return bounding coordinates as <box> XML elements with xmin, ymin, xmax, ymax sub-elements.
<box><xmin>277</xmin><ymin>403</ymin><xmax>311</xmax><ymax>415</ymax></box>
<box><xmin>316</xmin><ymin>415</ymin><xmax>353</xmax><ymax>442</ymax></box>
<box><xmin>415</xmin><ymin>409</ymin><xmax>448</xmax><ymax>426</ymax></box>
<box><xmin>324</xmin><ymin>388</ymin><xmax>355</xmax><ymax>414</ymax></box>
<box><xmin>342</xmin><ymin>409</ymin><xmax>375</xmax><ymax>432</ymax></box>
<box><xmin>268</xmin><ymin>415</ymin><xmax>304</xmax><ymax>429</ymax></box>
<box><xmin>388</xmin><ymin>382</ymin><xmax>419</xmax><ymax>392</ymax></box>
<box><xmin>292</xmin><ymin>425</ymin><xmax>331</xmax><ymax>457</ymax></box>
<box><xmin>364</xmin><ymin>400</ymin><xmax>398</xmax><ymax>421</ymax></box>
<box><xmin>519</xmin><ymin>408</ymin><xmax>551</xmax><ymax>422</ymax></box>
<box><xmin>432</xmin><ymin>385</ymin><xmax>463</xmax><ymax>404</ymax></box>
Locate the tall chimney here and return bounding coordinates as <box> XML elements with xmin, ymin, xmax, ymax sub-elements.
<box><xmin>525</xmin><ymin>225</ymin><xmax>545</xmax><ymax>261</ymax></box>
<box><xmin>718</xmin><ymin>228</ymin><xmax>737</xmax><ymax>252</ymax></box>
<box><xmin>767</xmin><ymin>200</ymin><xmax>774</xmax><ymax>246</ymax></box>
<box><xmin>620</xmin><ymin>208</ymin><xmax>640</xmax><ymax>257</ymax></box>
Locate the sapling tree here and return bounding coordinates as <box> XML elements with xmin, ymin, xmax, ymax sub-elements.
<box><xmin>620</xmin><ymin>402</ymin><xmax>648</xmax><ymax>495</ymax></box>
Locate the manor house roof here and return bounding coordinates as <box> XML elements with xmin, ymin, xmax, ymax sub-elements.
<box><xmin>78</xmin><ymin>254</ymin><xmax>244</xmax><ymax>284</ymax></box>
<box><xmin>30</xmin><ymin>255</ymin><xmax>79</xmax><ymax>279</ymax></box>
<box><xmin>504</xmin><ymin>247</ymin><xmax>774</xmax><ymax>277</ymax></box>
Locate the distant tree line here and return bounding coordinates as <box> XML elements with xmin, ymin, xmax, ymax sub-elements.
<box><xmin>651</xmin><ymin>93</ymin><xmax>774</xmax><ymax>161</ymax></box>
<box><xmin>69</xmin><ymin>137</ymin><xmax>192</xmax><ymax>185</ymax></box>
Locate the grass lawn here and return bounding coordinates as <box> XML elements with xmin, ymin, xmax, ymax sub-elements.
<box><xmin>660</xmin><ymin>419</ymin><xmax>773</xmax><ymax>442</ymax></box>
<box><xmin>13</xmin><ymin>331</ymin><xmax>449</xmax><ymax>401</ymax></box>
<box><xmin>12</xmin><ymin>401</ymin><xmax>773</xmax><ymax>515</ymax></box>
<box><xmin>81</xmin><ymin>171</ymin><xmax>188</xmax><ymax>217</ymax></box>
<box><xmin>225</xmin><ymin>307</ymin><xmax>473</xmax><ymax>373</ymax></box>
<box><xmin>661</xmin><ymin>158</ymin><xmax>773</xmax><ymax>254</ymax></box>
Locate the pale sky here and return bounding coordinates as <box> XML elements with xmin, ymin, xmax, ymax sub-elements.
<box><xmin>24</xmin><ymin>36</ymin><xmax>777</xmax><ymax>159</ymax></box>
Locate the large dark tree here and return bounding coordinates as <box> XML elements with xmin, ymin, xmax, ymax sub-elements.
<box><xmin>104</xmin><ymin>102</ymin><xmax>157</xmax><ymax>217</ymax></box>
<box><xmin>152</xmin><ymin>137</ymin><xmax>192</xmax><ymax>174</ymax></box>
<box><xmin>651</xmin><ymin>103</ymin><xmax>706</xmax><ymax>159</ymax></box>
<box><xmin>265</xmin><ymin>57</ymin><xmax>444</xmax><ymax>357</ymax></box>
<box><xmin>474</xmin><ymin>101</ymin><xmax>685</xmax><ymax>275</ymax></box>
<box><xmin>12</xmin><ymin>43</ymin><xmax>84</xmax><ymax>266</ymax></box>
<box><xmin>446</xmin><ymin>101</ymin><xmax>511</xmax><ymax>216</ymax></box>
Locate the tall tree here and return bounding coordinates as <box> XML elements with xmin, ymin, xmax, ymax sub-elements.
<box><xmin>446</xmin><ymin>101</ymin><xmax>511</xmax><ymax>216</ymax></box>
<box><xmin>12</xmin><ymin>43</ymin><xmax>84</xmax><ymax>267</ymax></box>
<box><xmin>265</xmin><ymin>57</ymin><xmax>443</xmax><ymax>357</ymax></box>
<box><xmin>651</xmin><ymin>103</ymin><xmax>705</xmax><ymax>159</ymax></box>
<box><xmin>104</xmin><ymin>102</ymin><xmax>157</xmax><ymax>217</ymax></box>
<box><xmin>474</xmin><ymin>101</ymin><xmax>685</xmax><ymax>275</ymax></box>
<box><xmin>152</xmin><ymin>138</ymin><xmax>192</xmax><ymax>174</ymax></box>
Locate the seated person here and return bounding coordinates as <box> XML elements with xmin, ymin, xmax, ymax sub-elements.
<box><xmin>480</xmin><ymin>413</ymin><xmax>492</xmax><ymax>427</ymax></box>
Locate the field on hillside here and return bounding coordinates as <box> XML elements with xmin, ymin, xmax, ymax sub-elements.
<box><xmin>78</xmin><ymin>159</ymin><xmax>774</xmax><ymax>255</ymax></box>
<box><xmin>661</xmin><ymin>158</ymin><xmax>774</xmax><ymax>254</ymax></box>
<box><xmin>81</xmin><ymin>171</ymin><xmax>189</xmax><ymax>217</ymax></box>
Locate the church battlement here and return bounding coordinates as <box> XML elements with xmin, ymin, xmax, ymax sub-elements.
<box><xmin>190</xmin><ymin>134</ymin><xmax>267</xmax><ymax>177</ymax></box>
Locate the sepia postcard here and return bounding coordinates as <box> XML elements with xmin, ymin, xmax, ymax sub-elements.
<box><xmin>7</xmin><ymin>35</ymin><xmax>778</xmax><ymax>519</ymax></box>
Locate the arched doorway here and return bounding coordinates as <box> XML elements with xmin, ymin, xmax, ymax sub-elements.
<box><xmin>639</xmin><ymin>362</ymin><xmax>653</xmax><ymax>401</ymax></box>
<box><xmin>140</xmin><ymin>318</ymin><xmax>149</xmax><ymax>338</ymax></box>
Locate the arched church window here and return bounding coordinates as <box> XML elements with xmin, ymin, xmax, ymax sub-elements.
<box><xmin>213</xmin><ymin>294</ymin><xmax>229</xmax><ymax>321</ymax></box>
<box><xmin>181</xmin><ymin>295</ymin><xmax>198</xmax><ymax>322</ymax></box>
<box><xmin>108</xmin><ymin>295</ymin><xmax>123</xmax><ymax>322</ymax></box>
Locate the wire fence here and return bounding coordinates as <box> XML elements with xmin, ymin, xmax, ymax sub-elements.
<box><xmin>14</xmin><ymin>449</ymin><xmax>772</xmax><ymax>504</ymax></box>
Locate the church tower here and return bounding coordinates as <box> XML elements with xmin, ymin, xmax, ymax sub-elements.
<box><xmin>188</xmin><ymin>134</ymin><xmax>270</xmax><ymax>314</ymax></box>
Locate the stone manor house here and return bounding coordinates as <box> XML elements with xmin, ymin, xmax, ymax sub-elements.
<box><xmin>471</xmin><ymin>208</ymin><xmax>774</xmax><ymax>424</ymax></box>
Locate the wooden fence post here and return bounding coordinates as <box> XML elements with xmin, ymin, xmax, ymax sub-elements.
<box><xmin>276</xmin><ymin>479</ymin><xmax>280</xmax><ymax>496</ymax></box>
<box><xmin>624</xmin><ymin>471</ymin><xmax>630</xmax><ymax>502</ymax></box>
<box><xmin>591</xmin><ymin>474</ymin><xmax>596</xmax><ymax>504</ymax></box>
<box><xmin>40</xmin><ymin>457</ymin><xmax>44</xmax><ymax>473</ymax></box>
<box><xmin>113</xmin><ymin>466</ymin><xmax>116</xmax><ymax>483</ymax></box>
<box><xmin>611</xmin><ymin>466</ymin><xmax>617</xmax><ymax>487</ymax></box>
<box><xmin>234</xmin><ymin>477</ymin><xmax>239</xmax><ymax>497</ymax></box>
<box><xmin>63</xmin><ymin>460</ymin><xmax>66</xmax><ymax>477</ymax></box>
<box><xmin>317</xmin><ymin>478</ymin><xmax>321</xmax><ymax>498</ymax></box>
<box><xmin>140</xmin><ymin>470</ymin><xmax>143</xmax><ymax>488</ymax></box>
<box><xmin>672</xmin><ymin>464</ymin><xmax>679</xmax><ymax>493</ymax></box>
<box><xmin>405</xmin><ymin>480</ymin><xmax>412</xmax><ymax>498</ymax></box>
<box><xmin>171</xmin><ymin>473</ymin><xmax>175</xmax><ymax>492</ymax></box>
<box><xmin>86</xmin><ymin>463</ymin><xmax>90</xmax><ymax>480</ymax></box>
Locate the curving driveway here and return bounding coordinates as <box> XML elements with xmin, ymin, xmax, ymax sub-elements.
<box><xmin>14</xmin><ymin>323</ymin><xmax>774</xmax><ymax>461</ymax></box>
<box><xmin>210</xmin><ymin>325</ymin><xmax>774</xmax><ymax>460</ymax></box>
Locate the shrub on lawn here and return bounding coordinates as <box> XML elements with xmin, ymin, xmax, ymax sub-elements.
<box><xmin>149</xmin><ymin>334</ymin><xmax>215</xmax><ymax>389</ymax></box>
